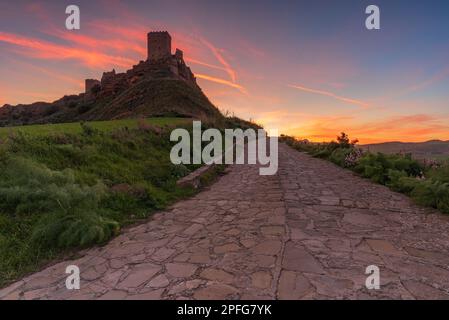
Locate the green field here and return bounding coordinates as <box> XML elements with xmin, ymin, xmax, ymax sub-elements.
<box><xmin>0</xmin><ymin>117</ymin><xmax>190</xmax><ymax>138</ymax></box>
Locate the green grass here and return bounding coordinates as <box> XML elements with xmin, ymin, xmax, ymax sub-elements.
<box><xmin>0</xmin><ymin>117</ymin><xmax>190</xmax><ymax>138</ymax></box>
<box><xmin>0</xmin><ymin>118</ymin><xmax>204</xmax><ymax>288</ymax></box>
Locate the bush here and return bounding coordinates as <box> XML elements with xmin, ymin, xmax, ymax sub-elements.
<box><xmin>80</xmin><ymin>122</ymin><xmax>99</xmax><ymax>136</ymax></box>
<box><xmin>329</xmin><ymin>148</ymin><xmax>352</xmax><ymax>167</ymax></box>
<box><xmin>427</xmin><ymin>163</ymin><xmax>449</xmax><ymax>183</ymax></box>
<box><xmin>410</xmin><ymin>180</ymin><xmax>449</xmax><ymax>213</ymax></box>
<box><xmin>31</xmin><ymin>210</ymin><xmax>119</xmax><ymax>248</ymax></box>
<box><xmin>354</xmin><ymin>153</ymin><xmax>423</xmax><ymax>185</ymax></box>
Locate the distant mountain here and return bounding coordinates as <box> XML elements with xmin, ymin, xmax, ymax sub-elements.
<box><xmin>0</xmin><ymin>31</ymin><xmax>222</xmax><ymax>127</ymax></box>
<box><xmin>361</xmin><ymin>140</ymin><xmax>449</xmax><ymax>159</ymax></box>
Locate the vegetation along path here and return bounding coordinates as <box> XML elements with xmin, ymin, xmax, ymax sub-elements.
<box><xmin>1</xmin><ymin>143</ymin><xmax>449</xmax><ymax>300</ymax></box>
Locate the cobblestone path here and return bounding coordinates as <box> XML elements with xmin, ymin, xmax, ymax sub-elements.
<box><xmin>2</xmin><ymin>144</ymin><xmax>449</xmax><ymax>300</ymax></box>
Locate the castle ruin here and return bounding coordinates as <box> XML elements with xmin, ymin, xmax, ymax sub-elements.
<box><xmin>85</xmin><ymin>31</ymin><xmax>197</xmax><ymax>96</ymax></box>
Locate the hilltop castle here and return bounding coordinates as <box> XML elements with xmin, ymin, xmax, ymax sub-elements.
<box><xmin>84</xmin><ymin>31</ymin><xmax>197</xmax><ymax>97</ymax></box>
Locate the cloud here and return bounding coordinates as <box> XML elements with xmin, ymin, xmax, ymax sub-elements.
<box><xmin>288</xmin><ymin>84</ymin><xmax>369</xmax><ymax>108</ymax></box>
<box><xmin>199</xmin><ymin>37</ymin><xmax>237</xmax><ymax>83</ymax></box>
<box><xmin>0</xmin><ymin>31</ymin><xmax>135</xmax><ymax>69</ymax></box>
<box><xmin>196</xmin><ymin>74</ymin><xmax>247</xmax><ymax>94</ymax></box>
<box><xmin>284</xmin><ymin>113</ymin><xmax>449</xmax><ymax>143</ymax></box>
<box><xmin>47</xmin><ymin>29</ymin><xmax>146</xmax><ymax>57</ymax></box>
<box><xmin>185</xmin><ymin>58</ymin><xmax>229</xmax><ymax>72</ymax></box>
<box><xmin>87</xmin><ymin>20</ymin><xmax>148</xmax><ymax>42</ymax></box>
<box><xmin>395</xmin><ymin>67</ymin><xmax>449</xmax><ymax>98</ymax></box>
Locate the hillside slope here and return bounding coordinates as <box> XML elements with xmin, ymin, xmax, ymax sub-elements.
<box><xmin>0</xmin><ymin>78</ymin><xmax>222</xmax><ymax>127</ymax></box>
<box><xmin>361</xmin><ymin>140</ymin><xmax>449</xmax><ymax>159</ymax></box>
<box><xmin>83</xmin><ymin>79</ymin><xmax>222</xmax><ymax>121</ymax></box>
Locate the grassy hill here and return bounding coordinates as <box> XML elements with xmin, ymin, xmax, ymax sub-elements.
<box><xmin>83</xmin><ymin>79</ymin><xmax>222</xmax><ymax>121</ymax></box>
<box><xmin>0</xmin><ymin>79</ymin><xmax>223</xmax><ymax>127</ymax></box>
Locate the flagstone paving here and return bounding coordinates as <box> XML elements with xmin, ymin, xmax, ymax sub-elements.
<box><xmin>2</xmin><ymin>143</ymin><xmax>449</xmax><ymax>300</ymax></box>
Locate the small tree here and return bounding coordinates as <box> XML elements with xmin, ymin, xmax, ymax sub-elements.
<box><xmin>337</xmin><ymin>132</ymin><xmax>358</xmax><ymax>148</ymax></box>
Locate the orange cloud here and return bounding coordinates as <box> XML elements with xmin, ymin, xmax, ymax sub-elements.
<box><xmin>48</xmin><ymin>29</ymin><xmax>146</xmax><ymax>57</ymax></box>
<box><xmin>196</xmin><ymin>74</ymin><xmax>247</xmax><ymax>94</ymax></box>
<box><xmin>288</xmin><ymin>84</ymin><xmax>369</xmax><ymax>108</ymax></box>
<box><xmin>0</xmin><ymin>31</ymin><xmax>135</xmax><ymax>69</ymax></box>
<box><xmin>284</xmin><ymin>113</ymin><xmax>449</xmax><ymax>143</ymax></box>
<box><xmin>200</xmin><ymin>37</ymin><xmax>237</xmax><ymax>83</ymax></box>
<box><xmin>185</xmin><ymin>58</ymin><xmax>229</xmax><ymax>72</ymax></box>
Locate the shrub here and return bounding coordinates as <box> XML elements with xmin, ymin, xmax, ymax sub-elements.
<box><xmin>31</xmin><ymin>210</ymin><xmax>119</xmax><ymax>248</ymax></box>
<box><xmin>354</xmin><ymin>153</ymin><xmax>423</xmax><ymax>185</ymax></box>
<box><xmin>410</xmin><ymin>180</ymin><xmax>449</xmax><ymax>213</ymax></box>
<box><xmin>427</xmin><ymin>163</ymin><xmax>449</xmax><ymax>183</ymax></box>
<box><xmin>329</xmin><ymin>148</ymin><xmax>352</xmax><ymax>167</ymax></box>
<box><xmin>344</xmin><ymin>148</ymin><xmax>364</xmax><ymax>167</ymax></box>
<box><xmin>80</xmin><ymin>121</ymin><xmax>99</xmax><ymax>136</ymax></box>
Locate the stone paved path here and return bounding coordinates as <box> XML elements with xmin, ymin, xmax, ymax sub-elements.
<box><xmin>2</xmin><ymin>143</ymin><xmax>449</xmax><ymax>300</ymax></box>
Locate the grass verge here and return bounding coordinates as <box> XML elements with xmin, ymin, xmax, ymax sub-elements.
<box><xmin>0</xmin><ymin>118</ymin><xmax>199</xmax><ymax>288</ymax></box>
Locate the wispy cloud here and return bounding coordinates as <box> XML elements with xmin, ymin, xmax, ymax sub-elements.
<box><xmin>0</xmin><ymin>31</ymin><xmax>135</xmax><ymax>69</ymax></box>
<box><xmin>200</xmin><ymin>37</ymin><xmax>237</xmax><ymax>83</ymax></box>
<box><xmin>47</xmin><ymin>29</ymin><xmax>146</xmax><ymax>57</ymax></box>
<box><xmin>196</xmin><ymin>74</ymin><xmax>247</xmax><ymax>94</ymax></box>
<box><xmin>288</xmin><ymin>84</ymin><xmax>369</xmax><ymax>108</ymax></box>
<box><xmin>185</xmin><ymin>58</ymin><xmax>229</xmax><ymax>72</ymax></box>
<box><xmin>394</xmin><ymin>67</ymin><xmax>449</xmax><ymax>98</ymax></box>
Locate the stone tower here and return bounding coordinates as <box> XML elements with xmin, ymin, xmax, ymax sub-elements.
<box><xmin>147</xmin><ymin>31</ymin><xmax>172</xmax><ymax>61</ymax></box>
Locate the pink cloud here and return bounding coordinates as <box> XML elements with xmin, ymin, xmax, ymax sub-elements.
<box><xmin>0</xmin><ymin>31</ymin><xmax>135</xmax><ymax>69</ymax></box>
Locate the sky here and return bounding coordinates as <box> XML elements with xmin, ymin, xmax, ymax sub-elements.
<box><xmin>1</xmin><ymin>0</ymin><xmax>449</xmax><ymax>143</ymax></box>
